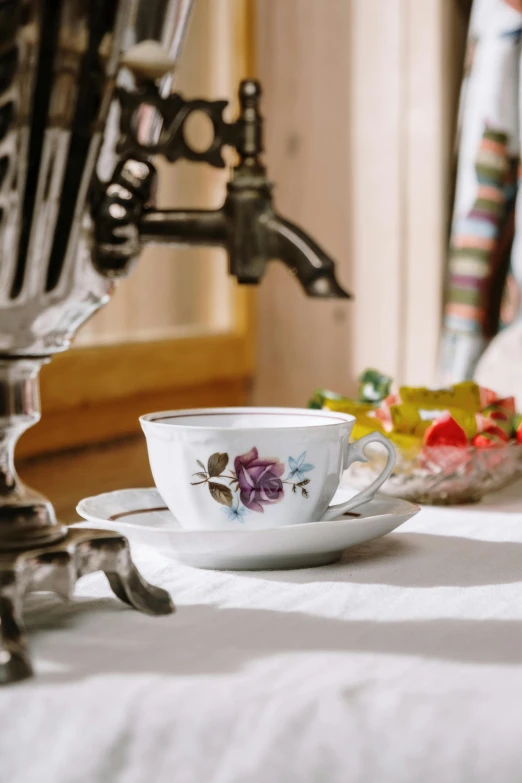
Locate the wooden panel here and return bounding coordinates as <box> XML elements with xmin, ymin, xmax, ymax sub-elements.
<box><xmin>18</xmin><ymin>377</ymin><xmax>249</xmax><ymax>458</ymax></box>
<box><xmin>38</xmin><ymin>332</ymin><xmax>253</xmax><ymax>413</ymax></box>
<box><xmin>402</xmin><ymin>0</ymin><xmax>446</xmax><ymax>385</ymax></box>
<box><xmin>19</xmin><ymin>330</ymin><xmax>254</xmax><ymax>458</ymax></box>
<box><xmin>253</xmin><ymin>0</ymin><xmax>353</xmax><ymax>406</ymax></box>
<box><xmin>253</xmin><ymin>0</ymin><xmax>405</xmax><ymax>405</ymax></box>
<box><xmin>401</xmin><ymin>0</ymin><xmax>467</xmax><ymax>385</ymax></box>
<box><xmin>253</xmin><ymin>0</ymin><xmax>466</xmax><ymax>403</ymax></box>
<box><xmin>18</xmin><ymin>436</ymin><xmax>153</xmax><ymax>522</ymax></box>
<box><xmin>350</xmin><ymin>0</ymin><xmax>403</xmax><ymax>381</ymax></box>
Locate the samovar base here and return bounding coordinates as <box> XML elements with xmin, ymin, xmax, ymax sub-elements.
<box><xmin>0</xmin><ymin>492</ymin><xmax>67</xmax><ymax>550</ymax></box>
<box><xmin>0</xmin><ymin>361</ymin><xmax>174</xmax><ymax>685</ymax></box>
<box><xmin>0</xmin><ymin>527</ymin><xmax>174</xmax><ymax>684</ymax></box>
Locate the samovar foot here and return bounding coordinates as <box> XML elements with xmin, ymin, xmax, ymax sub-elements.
<box><xmin>0</xmin><ymin>570</ymin><xmax>33</xmax><ymax>683</ymax></box>
<box><xmin>0</xmin><ymin>528</ymin><xmax>174</xmax><ymax>685</ymax></box>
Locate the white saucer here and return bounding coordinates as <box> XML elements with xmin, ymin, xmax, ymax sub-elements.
<box><xmin>76</xmin><ymin>487</ymin><xmax>420</xmax><ymax>571</ymax></box>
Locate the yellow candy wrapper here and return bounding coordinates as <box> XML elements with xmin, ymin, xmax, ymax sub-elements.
<box><xmin>322</xmin><ymin>398</ymin><xmax>376</xmax><ymax>416</ymax></box>
<box><xmin>389</xmin><ymin>403</ymin><xmax>422</xmax><ymax>435</ymax></box>
<box><xmin>449</xmin><ymin>408</ymin><xmax>479</xmax><ymax>439</ymax></box>
<box><xmin>322</xmin><ymin>398</ymin><xmax>386</xmax><ymax>437</ymax></box>
<box><xmin>311</xmin><ymin>370</ymin><xmax>498</xmax><ymax>454</ymax></box>
<box><xmin>399</xmin><ymin>381</ymin><xmax>484</xmax><ymax>413</ymax></box>
<box><xmin>351</xmin><ymin>419</ymin><xmax>385</xmax><ymax>440</ymax></box>
<box><xmin>389</xmin><ymin>402</ymin><xmax>478</xmax><ymax>439</ymax></box>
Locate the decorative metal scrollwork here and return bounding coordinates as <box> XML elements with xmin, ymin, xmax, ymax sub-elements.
<box><xmin>117</xmin><ymin>87</ymin><xmax>231</xmax><ymax>167</ymax></box>
<box><xmin>116</xmin><ymin>79</ymin><xmax>263</xmax><ymax>168</ymax></box>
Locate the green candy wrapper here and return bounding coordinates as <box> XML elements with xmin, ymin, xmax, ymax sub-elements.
<box><xmin>307</xmin><ymin>388</ymin><xmax>346</xmax><ymax>410</ymax></box>
<box><xmin>358</xmin><ymin>368</ymin><xmax>392</xmax><ymax>404</ymax></box>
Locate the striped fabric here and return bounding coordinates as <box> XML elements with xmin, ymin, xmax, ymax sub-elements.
<box><xmin>444</xmin><ymin>129</ymin><xmax>510</xmax><ymax>335</ymax></box>
<box><xmin>438</xmin><ymin>0</ymin><xmax>522</xmax><ymax>384</ymax></box>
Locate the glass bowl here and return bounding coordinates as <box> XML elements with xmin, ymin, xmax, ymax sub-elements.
<box><xmin>344</xmin><ymin>440</ymin><xmax>522</xmax><ymax>505</ymax></box>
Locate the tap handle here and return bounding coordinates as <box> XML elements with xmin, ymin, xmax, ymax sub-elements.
<box><xmin>234</xmin><ymin>80</ymin><xmax>263</xmax><ymax>163</ymax></box>
<box><xmin>115</xmin><ymin>80</ymin><xmax>263</xmax><ymax>169</ymax></box>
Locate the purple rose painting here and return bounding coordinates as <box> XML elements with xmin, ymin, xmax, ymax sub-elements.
<box><xmin>191</xmin><ymin>447</ymin><xmax>314</xmax><ymax>522</ymax></box>
<box><xmin>234</xmin><ymin>448</ymin><xmax>285</xmax><ymax>512</ymax></box>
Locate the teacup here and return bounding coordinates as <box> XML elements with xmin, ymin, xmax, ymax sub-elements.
<box><xmin>140</xmin><ymin>407</ymin><xmax>395</xmax><ymax>531</ymax></box>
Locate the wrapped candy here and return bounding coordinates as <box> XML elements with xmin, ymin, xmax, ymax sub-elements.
<box><xmin>491</xmin><ymin>397</ymin><xmax>516</xmax><ymax>415</ymax></box>
<box><xmin>399</xmin><ymin>380</ymin><xmax>496</xmax><ymax>413</ymax></box>
<box><xmin>358</xmin><ymin>368</ymin><xmax>392</xmax><ymax>404</ymax></box>
<box><xmin>421</xmin><ymin>415</ymin><xmax>471</xmax><ymax>475</ymax></box>
<box><xmin>473</xmin><ymin>429</ymin><xmax>508</xmax><ymax>447</ymax></box>
<box><xmin>307</xmin><ymin>368</ymin><xmax>522</xmax><ymax>504</ymax></box>
<box><xmin>423</xmin><ymin>415</ymin><xmax>468</xmax><ymax>447</ymax></box>
<box><xmin>308</xmin><ymin>388</ymin><xmax>345</xmax><ymax>410</ymax></box>
<box><xmin>388</xmin><ymin>403</ymin><xmax>424</xmax><ymax>435</ymax></box>
<box><xmin>308</xmin><ymin>370</ymin><xmax>521</xmax><ymax>479</ymax></box>
<box><xmin>479</xmin><ymin>397</ymin><xmax>516</xmax><ymax>439</ymax></box>
<box><xmin>388</xmin><ymin>402</ymin><xmax>478</xmax><ymax>439</ymax></box>
<box><xmin>320</xmin><ymin>397</ymin><xmax>386</xmax><ymax>440</ymax></box>
<box><xmin>480</xmin><ymin>411</ymin><xmax>513</xmax><ymax>439</ymax></box>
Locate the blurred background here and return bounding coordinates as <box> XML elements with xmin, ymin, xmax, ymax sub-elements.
<box><xmin>17</xmin><ymin>0</ymin><xmax>474</xmax><ymax>510</ymax></box>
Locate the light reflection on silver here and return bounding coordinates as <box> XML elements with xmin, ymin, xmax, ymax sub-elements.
<box><xmin>0</xmin><ymin>0</ymin><xmax>191</xmax><ymax>358</ymax></box>
<box><xmin>106</xmin><ymin>184</ymin><xmax>132</xmax><ymax>199</ymax></box>
<box><xmin>109</xmin><ymin>202</ymin><xmax>126</xmax><ymax>219</ymax></box>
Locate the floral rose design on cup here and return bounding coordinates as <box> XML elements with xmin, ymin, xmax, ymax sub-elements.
<box><xmin>191</xmin><ymin>447</ymin><xmax>314</xmax><ymax>522</ymax></box>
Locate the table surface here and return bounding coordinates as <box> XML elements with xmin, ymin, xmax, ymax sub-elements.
<box><xmin>2</xmin><ymin>482</ymin><xmax>522</xmax><ymax>783</ymax></box>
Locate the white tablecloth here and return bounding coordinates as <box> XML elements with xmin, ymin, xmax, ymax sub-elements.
<box><xmin>2</xmin><ymin>483</ymin><xmax>522</xmax><ymax>783</ymax></box>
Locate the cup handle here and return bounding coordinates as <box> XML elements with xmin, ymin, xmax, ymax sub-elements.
<box><xmin>322</xmin><ymin>431</ymin><xmax>396</xmax><ymax>521</ymax></box>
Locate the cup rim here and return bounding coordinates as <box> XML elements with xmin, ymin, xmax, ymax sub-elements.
<box><xmin>140</xmin><ymin>406</ymin><xmax>354</xmax><ymax>432</ymax></box>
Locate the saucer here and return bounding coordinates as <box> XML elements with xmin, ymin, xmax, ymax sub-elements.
<box><xmin>76</xmin><ymin>487</ymin><xmax>420</xmax><ymax>571</ymax></box>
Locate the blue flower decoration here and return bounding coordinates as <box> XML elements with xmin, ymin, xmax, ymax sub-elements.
<box><xmin>287</xmin><ymin>451</ymin><xmax>315</xmax><ymax>481</ymax></box>
<box><xmin>222</xmin><ymin>502</ymin><xmax>248</xmax><ymax>523</ymax></box>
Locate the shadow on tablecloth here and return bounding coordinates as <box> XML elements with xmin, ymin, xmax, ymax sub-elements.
<box><xmin>235</xmin><ymin>532</ymin><xmax>522</xmax><ymax>588</ymax></box>
<box><xmin>21</xmin><ymin>598</ymin><xmax>522</xmax><ymax>684</ymax></box>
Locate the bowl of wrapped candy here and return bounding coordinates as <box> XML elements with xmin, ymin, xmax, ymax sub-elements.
<box><xmin>308</xmin><ymin>369</ymin><xmax>522</xmax><ymax>505</ymax></box>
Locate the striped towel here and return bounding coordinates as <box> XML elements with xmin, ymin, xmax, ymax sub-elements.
<box><xmin>439</xmin><ymin>0</ymin><xmax>522</xmax><ymax>383</ymax></box>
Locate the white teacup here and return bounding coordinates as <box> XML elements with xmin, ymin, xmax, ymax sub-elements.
<box><xmin>140</xmin><ymin>407</ymin><xmax>395</xmax><ymax>531</ymax></box>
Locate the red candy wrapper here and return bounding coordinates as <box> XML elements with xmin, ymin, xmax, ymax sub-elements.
<box><xmin>422</xmin><ymin>415</ymin><xmax>471</xmax><ymax>475</ymax></box>
<box><xmin>493</xmin><ymin>397</ymin><xmax>516</xmax><ymax>415</ymax></box>
<box><xmin>480</xmin><ymin>398</ymin><xmax>516</xmax><ymax>439</ymax></box>
<box><xmin>423</xmin><ymin>415</ymin><xmax>468</xmax><ymax>448</ymax></box>
<box><xmin>481</xmin><ymin>422</ymin><xmax>510</xmax><ymax>442</ymax></box>
<box><xmin>479</xmin><ymin>386</ymin><xmax>500</xmax><ymax>408</ymax></box>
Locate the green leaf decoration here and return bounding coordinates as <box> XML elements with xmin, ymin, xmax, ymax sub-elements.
<box><xmin>197</xmin><ymin>460</ymin><xmax>206</xmax><ymax>471</ymax></box>
<box><xmin>192</xmin><ymin>472</ymin><xmax>208</xmax><ymax>480</ymax></box>
<box><xmin>301</xmin><ymin>488</ymin><xmax>309</xmax><ymax>499</ymax></box>
<box><xmin>208</xmin><ymin>481</ymin><xmax>233</xmax><ymax>506</ymax></box>
<box><xmin>297</xmin><ymin>479</ymin><xmax>310</xmax><ymax>487</ymax></box>
<box><xmin>292</xmin><ymin>484</ymin><xmax>297</xmax><ymax>493</ymax></box>
<box><xmin>207</xmin><ymin>452</ymin><xmax>229</xmax><ymax>477</ymax></box>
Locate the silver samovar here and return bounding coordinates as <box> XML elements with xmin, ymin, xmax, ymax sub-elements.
<box><xmin>0</xmin><ymin>0</ymin><xmax>349</xmax><ymax>683</ymax></box>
